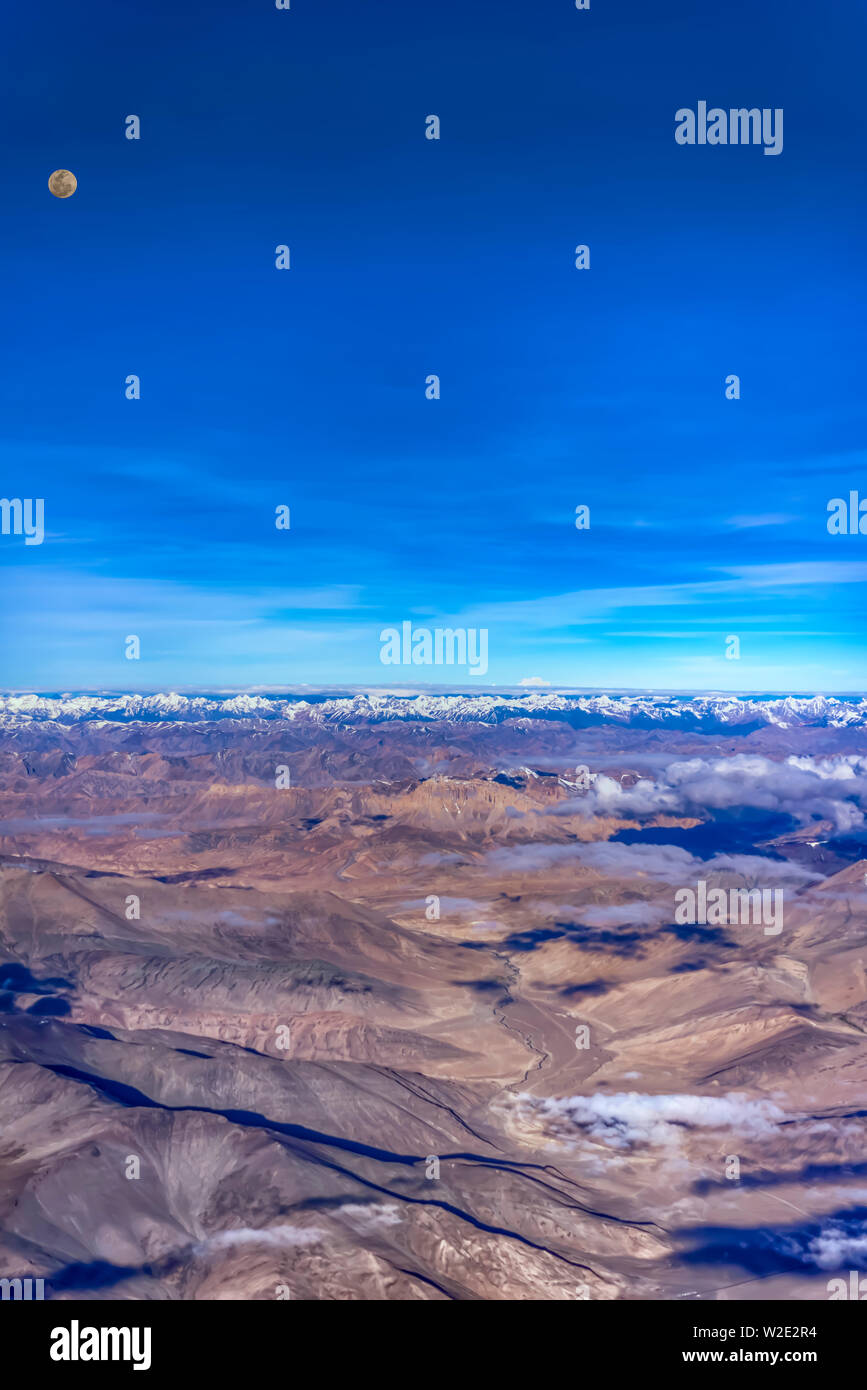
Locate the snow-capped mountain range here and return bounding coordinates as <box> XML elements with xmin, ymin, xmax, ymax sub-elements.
<box><xmin>0</xmin><ymin>691</ymin><xmax>866</xmax><ymax>730</ymax></box>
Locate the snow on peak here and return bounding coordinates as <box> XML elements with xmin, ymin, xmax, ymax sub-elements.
<box><xmin>0</xmin><ymin>691</ymin><xmax>864</xmax><ymax>730</ymax></box>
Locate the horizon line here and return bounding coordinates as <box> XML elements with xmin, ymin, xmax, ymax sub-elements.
<box><xmin>2</xmin><ymin>687</ymin><xmax>866</xmax><ymax>700</ymax></box>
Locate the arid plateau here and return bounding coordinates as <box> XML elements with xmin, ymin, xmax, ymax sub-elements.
<box><xmin>1</xmin><ymin>692</ymin><xmax>866</xmax><ymax>1301</ymax></box>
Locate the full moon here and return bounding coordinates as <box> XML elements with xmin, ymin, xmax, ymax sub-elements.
<box><xmin>48</xmin><ymin>169</ymin><xmax>77</xmax><ymax>199</ymax></box>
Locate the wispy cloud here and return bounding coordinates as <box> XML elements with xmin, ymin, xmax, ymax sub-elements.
<box><xmin>514</xmin><ymin>1091</ymin><xmax>785</xmax><ymax>1149</ymax></box>
<box><xmin>725</xmin><ymin>514</ymin><xmax>798</xmax><ymax>529</ymax></box>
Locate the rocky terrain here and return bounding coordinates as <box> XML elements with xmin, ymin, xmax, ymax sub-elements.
<box><xmin>1</xmin><ymin>691</ymin><xmax>866</xmax><ymax>1300</ymax></box>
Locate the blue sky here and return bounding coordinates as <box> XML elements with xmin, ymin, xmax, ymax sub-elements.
<box><xmin>2</xmin><ymin>0</ymin><xmax>866</xmax><ymax>692</ymax></box>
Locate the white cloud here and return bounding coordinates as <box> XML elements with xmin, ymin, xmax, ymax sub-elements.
<box><xmin>486</xmin><ymin>838</ymin><xmax>818</xmax><ymax>887</ymax></box>
<box><xmin>808</xmin><ymin>1225</ymin><xmax>867</xmax><ymax>1270</ymax></box>
<box><xmin>520</xmin><ymin>1091</ymin><xmax>785</xmax><ymax>1149</ymax></box>
<box><xmin>199</xmin><ymin>1225</ymin><xmax>325</xmax><ymax>1253</ymax></box>
<box><xmin>333</xmin><ymin>1203</ymin><xmax>403</xmax><ymax>1229</ymax></box>
<box><xmin>553</xmin><ymin>754</ymin><xmax>867</xmax><ymax>836</ymax></box>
